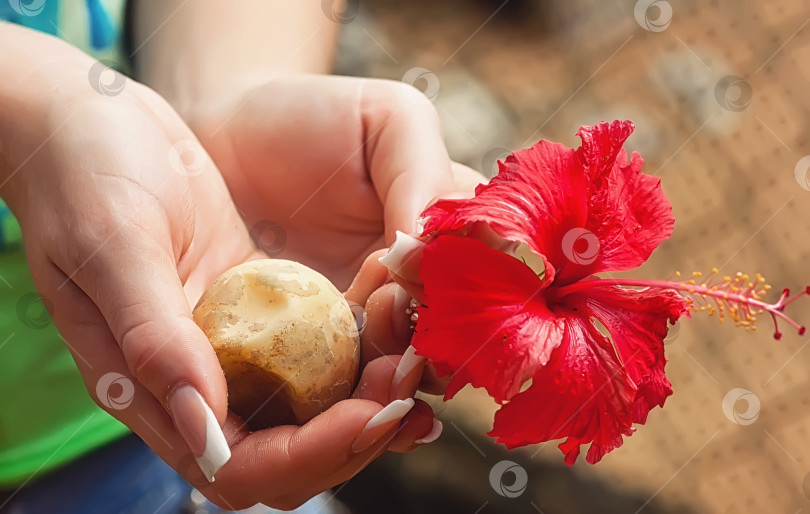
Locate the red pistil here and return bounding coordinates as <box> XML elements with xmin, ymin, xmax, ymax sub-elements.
<box><xmin>555</xmin><ymin>270</ymin><xmax>809</xmax><ymax>340</ymax></box>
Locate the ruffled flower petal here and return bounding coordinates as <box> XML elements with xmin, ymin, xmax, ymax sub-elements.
<box><xmin>577</xmin><ymin>122</ymin><xmax>675</xmax><ymax>278</ymax></box>
<box><xmin>489</xmin><ymin>314</ymin><xmax>636</xmax><ymax>464</ymax></box>
<box><xmin>571</xmin><ymin>284</ymin><xmax>689</xmax><ymax>423</ymax></box>
<box><xmin>412</xmin><ymin>235</ymin><xmax>565</xmax><ymax>403</ymax></box>
<box><xmin>420</xmin><ymin>121</ymin><xmax>675</xmax><ymax>286</ymax></box>
<box><xmin>421</xmin><ymin>140</ymin><xmax>588</xmax><ymax>286</ymax></box>
<box><xmin>489</xmin><ymin>285</ymin><xmax>687</xmax><ymax>463</ymax></box>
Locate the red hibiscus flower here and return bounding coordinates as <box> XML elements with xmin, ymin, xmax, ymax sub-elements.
<box><xmin>416</xmin><ymin>120</ymin><xmax>689</xmax><ymax>464</ymax></box>
<box><xmin>380</xmin><ymin>120</ymin><xmax>808</xmax><ymax>465</ymax></box>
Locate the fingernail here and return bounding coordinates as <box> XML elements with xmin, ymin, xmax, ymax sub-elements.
<box><xmin>169</xmin><ymin>384</ymin><xmax>231</xmax><ymax>482</ymax></box>
<box><xmin>390</xmin><ymin>346</ymin><xmax>425</xmax><ymax>401</ymax></box>
<box><xmin>415</xmin><ymin>217</ymin><xmax>428</xmax><ymax>235</ymax></box>
<box><xmin>378</xmin><ymin>231</ymin><xmax>425</xmax><ymax>275</ymax></box>
<box><xmin>415</xmin><ymin>419</ymin><xmax>443</xmax><ymax>444</ymax></box>
<box><xmin>352</xmin><ymin>398</ymin><xmax>415</xmax><ymax>454</ymax></box>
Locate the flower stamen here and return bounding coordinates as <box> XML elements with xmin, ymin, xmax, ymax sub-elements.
<box><xmin>554</xmin><ymin>270</ymin><xmax>809</xmax><ymax>339</ymax></box>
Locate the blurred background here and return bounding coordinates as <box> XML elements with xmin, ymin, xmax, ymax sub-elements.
<box><xmin>327</xmin><ymin>0</ymin><xmax>810</xmax><ymax>513</ymax></box>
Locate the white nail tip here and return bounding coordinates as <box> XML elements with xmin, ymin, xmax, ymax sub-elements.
<box><xmin>364</xmin><ymin>398</ymin><xmax>415</xmax><ymax>430</ymax></box>
<box><xmin>197</xmin><ymin>398</ymin><xmax>231</xmax><ymax>482</ymax></box>
<box><xmin>378</xmin><ymin>231</ymin><xmax>425</xmax><ymax>272</ymax></box>
<box><xmin>415</xmin><ymin>419</ymin><xmax>443</xmax><ymax>444</ymax></box>
<box><xmin>394</xmin><ymin>346</ymin><xmax>425</xmax><ymax>386</ymax></box>
<box><xmin>415</xmin><ymin>217</ymin><xmax>428</xmax><ymax>235</ymax></box>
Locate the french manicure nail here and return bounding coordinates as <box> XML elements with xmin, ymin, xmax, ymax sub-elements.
<box><xmin>415</xmin><ymin>217</ymin><xmax>428</xmax><ymax>235</ymax></box>
<box><xmin>378</xmin><ymin>231</ymin><xmax>425</xmax><ymax>274</ymax></box>
<box><xmin>390</xmin><ymin>346</ymin><xmax>425</xmax><ymax>401</ymax></box>
<box><xmin>169</xmin><ymin>384</ymin><xmax>231</xmax><ymax>482</ymax></box>
<box><xmin>352</xmin><ymin>398</ymin><xmax>415</xmax><ymax>453</ymax></box>
<box><xmin>415</xmin><ymin>419</ymin><xmax>443</xmax><ymax>444</ymax></box>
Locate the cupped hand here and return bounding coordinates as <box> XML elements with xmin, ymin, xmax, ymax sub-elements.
<box><xmin>187</xmin><ymin>74</ymin><xmax>486</xmax><ymax>405</ymax></box>
<box><xmin>189</xmin><ymin>74</ymin><xmax>485</xmax><ymax>291</ymax></box>
<box><xmin>188</xmin><ymin>73</ymin><xmax>486</xmax><ymax>407</ymax></box>
<box><xmin>1</xmin><ymin>61</ymin><xmax>448</xmax><ymax>509</ymax></box>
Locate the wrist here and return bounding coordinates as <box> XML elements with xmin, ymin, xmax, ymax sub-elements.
<box><xmin>159</xmin><ymin>70</ymin><xmax>275</xmax><ymax>128</ymax></box>
<box><xmin>0</xmin><ymin>24</ymin><xmax>100</xmax><ymax>213</ymax></box>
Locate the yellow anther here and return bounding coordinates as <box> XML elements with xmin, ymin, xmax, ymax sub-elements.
<box><xmin>723</xmin><ymin>276</ymin><xmax>731</xmax><ymax>282</ymax></box>
<box><xmin>688</xmin><ymin>279</ymin><xmax>696</xmax><ymax>285</ymax></box>
<box><xmin>693</xmin><ymin>271</ymin><xmax>702</xmax><ymax>277</ymax></box>
<box><xmin>675</xmin><ymin>271</ymin><xmax>681</xmax><ymax>277</ymax></box>
<box><xmin>712</xmin><ymin>267</ymin><xmax>719</xmax><ymax>274</ymax></box>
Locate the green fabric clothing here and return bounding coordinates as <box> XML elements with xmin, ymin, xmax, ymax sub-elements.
<box><xmin>0</xmin><ymin>0</ymin><xmax>130</xmax><ymax>487</ymax></box>
<box><xmin>0</xmin><ymin>202</ymin><xmax>131</xmax><ymax>487</ymax></box>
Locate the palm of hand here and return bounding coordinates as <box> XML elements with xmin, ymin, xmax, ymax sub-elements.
<box><xmin>193</xmin><ymin>75</ymin><xmax>454</xmax><ymax>290</ymax></box>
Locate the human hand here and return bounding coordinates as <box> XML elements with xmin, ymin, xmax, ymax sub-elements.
<box><xmin>188</xmin><ymin>74</ymin><xmax>485</xmax><ymax>290</ymax></box>
<box><xmin>187</xmin><ymin>73</ymin><xmax>486</xmax><ymax>400</ymax></box>
<box><xmin>0</xmin><ymin>27</ymin><xmax>454</xmax><ymax>509</ymax></box>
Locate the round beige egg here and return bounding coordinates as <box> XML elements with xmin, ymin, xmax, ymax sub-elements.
<box><xmin>193</xmin><ymin>259</ymin><xmax>360</xmax><ymax>430</ymax></box>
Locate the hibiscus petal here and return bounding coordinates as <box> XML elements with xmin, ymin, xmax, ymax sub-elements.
<box><xmin>421</xmin><ymin>140</ymin><xmax>589</xmax><ymax>286</ymax></box>
<box><xmin>577</xmin><ymin>122</ymin><xmax>676</xmax><ymax>275</ymax></box>
<box><xmin>573</xmin><ymin>284</ymin><xmax>689</xmax><ymax>423</ymax></box>
<box><xmin>576</xmin><ymin>119</ymin><xmax>635</xmax><ymax>179</ymax></box>
<box><xmin>489</xmin><ymin>314</ymin><xmax>636</xmax><ymax>464</ymax></box>
<box><xmin>420</xmin><ymin>120</ymin><xmax>675</xmax><ymax>287</ymax></box>
<box><xmin>412</xmin><ymin>235</ymin><xmax>565</xmax><ymax>403</ymax></box>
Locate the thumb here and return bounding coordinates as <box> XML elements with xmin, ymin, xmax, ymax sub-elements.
<box><xmin>67</xmin><ymin>226</ymin><xmax>231</xmax><ymax>482</ymax></box>
<box><xmin>378</xmin><ymin>231</ymin><xmax>426</xmax><ymax>301</ymax></box>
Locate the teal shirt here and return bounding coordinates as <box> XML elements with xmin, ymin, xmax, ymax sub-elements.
<box><xmin>0</xmin><ymin>0</ymin><xmax>130</xmax><ymax>487</ymax></box>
